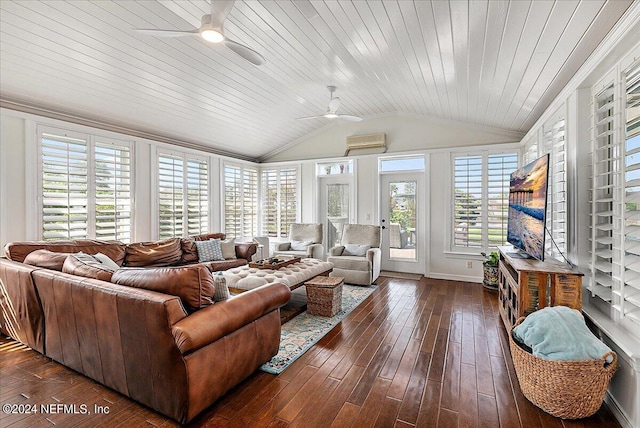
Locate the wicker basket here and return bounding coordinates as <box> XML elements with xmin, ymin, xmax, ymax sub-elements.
<box><xmin>509</xmin><ymin>317</ymin><xmax>617</xmax><ymax>419</ymax></box>
<box><xmin>306</xmin><ymin>278</ymin><xmax>343</xmax><ymax>317</ymax></box>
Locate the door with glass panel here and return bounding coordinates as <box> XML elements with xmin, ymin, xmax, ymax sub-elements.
<box><xmin>380</xmin><ymin>172</ymin><xmax>424</xmax><ymax>274</ymax></box>
<box><xmin>318</xmin><ymin>177</ymin><xmax>353</xmax><ymax>256</ymax></box>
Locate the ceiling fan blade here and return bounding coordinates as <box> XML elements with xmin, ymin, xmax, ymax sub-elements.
<box><xmin>223</xmin><ymin>39</ymin><xmax>266</xmax><ymax>66</ymax></box>
<box><xmin>211</xmin><ymin>0</ymin><xmax>236</xmax><ymax>27</ymax></box>
<box><xmin>337</xmin><ymin>115</ymin><xmax>363</xmax><ymax>122</ymax></box>
<box><xmin>297</xmin><ymin>115</ymin><xmax>325</xmax><ymax>120</ymax></box>
<box><xmin>134</xmin><ymin>28</ymin><xmax>199</xmax><ymax>37</ymax></box>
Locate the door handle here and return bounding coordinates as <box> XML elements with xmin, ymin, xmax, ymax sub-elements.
<box><xmin>382</xmin><ymin>226</ymin><xmax>386</xmax><ymax>229</ymax></box>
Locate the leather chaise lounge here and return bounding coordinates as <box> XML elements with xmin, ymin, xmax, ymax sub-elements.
<box><xmin>0</xmin><ymin>234</ymin><xmax>291</xmax><ymax>423</ymax></box>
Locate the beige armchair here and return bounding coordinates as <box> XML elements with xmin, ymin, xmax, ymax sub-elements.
<box><xmin>327</xmin><ymin>224</ymin><xmax>381</xmax><ymax>285</ymax></box>
<box><xmin>273</xmin><ymin>223</ymin><xmax>324</xmax><ymax>260</ymax></box>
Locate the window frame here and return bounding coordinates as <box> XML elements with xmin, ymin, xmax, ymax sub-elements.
<box><xmin>449</xmin><ymin>150</ymin><xmax>519</xmax><ymax>255</ymax></box>
<box><xmin>260</xmin><ymin>164</ymin><xmax>301</xmax><ymax>239</ymax></box>
<box><xmin>223</xmin><ymin>161</ymin><xmax>258</xmax><ymax>238</ymax></box>
<box><xmin>37</xmin><ymin>124</ymin><xmax>134</xmax><ymax>242</ymax></box>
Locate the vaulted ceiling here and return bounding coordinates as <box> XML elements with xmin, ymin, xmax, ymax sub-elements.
<box><xmin>0</xmin><ymin>0</ymin><xmax>634</xmax><ymax>161</ymax></box>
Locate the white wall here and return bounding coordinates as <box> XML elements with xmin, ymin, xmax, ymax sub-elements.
<box><xmin>264</xmin><ymin>113</ymin><xmax>524</xmax><ymax>162</ymax></box>
<box><xmin>0</xmin><ymin>115</ymin><xmax>27</xmax><ymax>246</ymax></box>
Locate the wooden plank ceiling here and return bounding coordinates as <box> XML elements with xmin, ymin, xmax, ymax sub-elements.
<box><xmin>0</xmin><ymin>0</ymin><xmax>633</xmax><ymax>161</ymax></box>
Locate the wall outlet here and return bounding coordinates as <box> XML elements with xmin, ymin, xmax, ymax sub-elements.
<box><xmin>466</xmin><ymin>261</ymin><xmax>472</xmax><ymax>269</ymax></box>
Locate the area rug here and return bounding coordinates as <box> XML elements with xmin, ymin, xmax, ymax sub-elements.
<box><xmin>380</xmin><ymin>271</ymin><xmax>423</xmax><ymax>280</ymax></box>
<box><xmin>260</xmin><ymin>284</ymin><xmax>377</xmax><ymax>374</ymax></box>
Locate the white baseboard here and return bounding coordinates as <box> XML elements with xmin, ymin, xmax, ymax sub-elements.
<box><xmin>605</xmin><ymin>393</ymin><xmax>634</xmax><ymax>428</ymax></box>
<box><xmin>426</xmin><ymin>272</ymin><xmax>483</xmax><ymax>283</ymax></box>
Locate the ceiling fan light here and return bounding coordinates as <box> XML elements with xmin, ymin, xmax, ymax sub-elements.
<box><xmin>324</xmin><ymin>113</ymin><xmax>338</xmax><ymax>119</ymax></box>
<box><xmin>201</xmin><ymin>29</ymin><xmax>224</xmax><ymax>43</ymax></box>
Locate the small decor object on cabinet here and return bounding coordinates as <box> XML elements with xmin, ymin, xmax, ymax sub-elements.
<box><xmin>481</xmin><ymin>251</ymin><xmax>499</xmax><ymax>290</ymax></box>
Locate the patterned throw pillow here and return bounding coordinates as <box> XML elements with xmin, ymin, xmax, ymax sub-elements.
<box><xmin>195</xmin><ymin>239</ymin><xmax>224</xmax><ymax>262</ymax></box>
<box><xmin>212</xmin><ymin>272</ymin><xmax>230</xmax><ymax>301</ymax></box>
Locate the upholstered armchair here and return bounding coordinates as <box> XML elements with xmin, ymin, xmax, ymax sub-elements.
<box><xmin>327</xmin><ymin>224</ymin><xmax>381</xmax><ymax>285</ymax></box>
<box><xmin>273</xmin><ymin>223</ymin><xmax>324</xmax><ymax>260</ymax></box>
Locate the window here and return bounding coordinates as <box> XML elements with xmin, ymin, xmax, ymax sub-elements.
<box><xmin>224</xmin><ymin>163</ymin><xmax>258</xmax><ymax>238</ymax></box>
<box><xmin>317</xmin><ymin>161</ymin><xmax>352</xmax><ymax>175</ymax></box>
<box><xmin>543</xmin><ymin>116</ymin><xmax>567</xmax><ymax>259</ymax></box>
<box><xmin>39</xmin><ymin>126</ymin><xmax>132</xmax><ymax>242</ymax></box>
<box><xmin>261</xmin><ymin>166</ymin><xmax>298</xmax><ymax>238</ymax></box>
<box><xmin>380</xmin><ymin>156</ymin><xmax>425</xmax><ymax>172</ymax></box>
<box><xmin>157</xmin><ymin>152</ymin><xmax>208</xmax><ymax>239</ymax></box>
<box><xmin>587</xmin><ymin>63</ymin><xmax>640</xmax><ymax>334</ymax></box>
<box><xmin>452</xmin><ymin>152</ymin><xmax>518</xmax><ymax>251</ymax></box>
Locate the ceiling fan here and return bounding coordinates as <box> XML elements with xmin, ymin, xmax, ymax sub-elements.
<box><xmin>297</xmin><ymin>86</ymin><xmax>363</xmax><ymax>122</ymax></box>
<box><xmin>134</xmin><ymin>0</ymin><xmax>265</xmax><ymax>66</ymax></box>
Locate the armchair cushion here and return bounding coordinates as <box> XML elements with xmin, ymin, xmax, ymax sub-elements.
<box><xmin>343</xmin><ymin>244</ymin><xmax>371</xmax><ymax>256</ymax></box>
<box><xmin>290</xmin><ymin>240</ymin><xmax>312</xmax><ymax>251</ymax></box>
<box><xmin>329</xmin><ymin>245</ymin><xmax>345</xmax><ymax>256</ymax></box>
<box><xmin>276</xmin><ymin>242</ymin><xmax>291</xmax><ymax>251</ymax></box>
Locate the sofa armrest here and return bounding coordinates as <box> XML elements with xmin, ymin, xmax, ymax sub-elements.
<box><xmin>275</xmin><ymin>242</ymin><xmax>291</xmax><ymax>251</ymax></box>
<box><xmin>307</xmin><ymin>243</ymin><xmax>324</xmax><ymax>259</ymax></box>
<box><xmin>234</xmin><ymin>242</ymin><xmax>257</xmax><ymax>261</ymax></box>
<box><xmin>329</xmin><ymin>245</ymin><xmax>344</xmax><ymax>256</ymax></box>
<box><xmin>172</xmin><ymin>282</ymin><xmax>291</xmax><ymax>354</ymax></box>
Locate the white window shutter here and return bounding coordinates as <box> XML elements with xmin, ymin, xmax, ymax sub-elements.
<box><xmin>187</xmin><ymin>159</ymin><xmax>208</xmax><ymax>236</ymax></box>
<box><xmin>158</xmin><ymin>154</ymin><xmax>184</xmax><ymax>239</ymax></box>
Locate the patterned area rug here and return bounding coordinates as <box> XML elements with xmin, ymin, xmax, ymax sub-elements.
<box><xmin>260</xmin><ymin>284</ymin><xmax>377</xmax><ymax>374</ymax></box>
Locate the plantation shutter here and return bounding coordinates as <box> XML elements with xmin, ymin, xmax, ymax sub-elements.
<box><xmin>453</xmin><ymin>155</ymin><xmax>483</xmax><ymax>248</ymax></box>
<box><xmin>523</xmin><ymin>136</ymin><xmax>539</xmax><ymax>164</ymax></box>
<box><xmin>261</xmin><ymin>167</ymin><xmax>298</xmax><ymax>238</ymax></box>
<box><xmin>242</xmin><ymin>167</ymin><xmax>258</xmax><ymax>237</ymax></box>
<box><xmin>224</xmin><ymin>164</ymin><xmax>242</xmax><ymax>237</ymax></box>
<box><xmin>544</xmin><ymin>117</ymin><xmax>567</xmax><ymax>259</ymax></box>
<box><xmin>41</xmin><ymin>129</ymin><xmax>89</xmax><ymax>240</ymax></box>
<box><xmin>487</xmin><ymin>154</ymin><xmax>518</xmax><ymax>247</ymax></box>
<box><xmin>622</xmin><ymin>65</ymin><xmax>640</xmax><ymax>326</ymax></box>
<box><xmin>158</xmin><ymin>154</ymin><xmax>184</xmax><ymax>239</ymax></box>
<box><xmin>261</xmin><ymin>168</ymin><xmax>279</xmax><ymax>237</ymax></box>
<box><xmin>279</xmin><ymin>168</ymin><xmax>297</xmax><ymax>238</ymax></box>
<box><xmin>187</xmin><ymin>159</ymin><xmax>208</xmax><ymax>236</ymax></box>
<box><xmin>94</xmin><ymin>140</ymin><xmax>132</xmax><ymax>242</ymax></box>
<box><xmin>589</xmin><ymin>84</ymin><xmax>617</xmax><ymax>303</ymax></box>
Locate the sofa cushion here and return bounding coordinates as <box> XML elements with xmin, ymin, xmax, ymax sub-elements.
<box><xmin>111</xmin><ymin>265</ymin><xmax>215</xmax><ymax>312</ymax></box>
<box><xmin>192</xmin><ymin>233</ymin><xmax>226</xmax><ymax>242</ymax></box>
<box><xmin>4</xmin><ymin>239</ymin><xmax>126</xmax><ymax>265</ymax></box>
<box><xmin>124</xmin><ymin>238</ymin><xmax>182</xmax><ymax>267</ymax></box>
<box><xmin>23</xmin><ymin>249</ymin><xmax>70</xmax><ymax>271</ymax></box>
<box><xmin>62</xmin><ymin>253</ymin><xmax>115</xmax><ymax>282</ymax></box>
<box><xmin>195</xmin><ymin>239</ymin><xmax>224</xmax><ymax>262</ymax></box>
<box><xmin>327</xmin><ymin>255</ymin><xmax>371</xmax><ymax>271</ymax></box>
<box><xmin>221</xmin><ymin>238</ymin><xmax>236</xmax><ymax>259</ymax></box>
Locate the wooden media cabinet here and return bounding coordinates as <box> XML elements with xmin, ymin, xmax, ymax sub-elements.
<box><xmin>497</xmin><ymin>245</ymin><xmax>583</xmax><ymax>331</ymax></box>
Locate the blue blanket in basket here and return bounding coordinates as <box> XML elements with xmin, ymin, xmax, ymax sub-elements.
<box><xmin>512</xmin><ymin>306</ymin><xmax>613</xmax><ymax>363</ymax></box>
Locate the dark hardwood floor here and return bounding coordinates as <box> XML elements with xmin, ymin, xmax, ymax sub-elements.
<box><xmin>0</xmin><ymin>277</ymin><xmax>620</xmax><ymax>427</ymax></box>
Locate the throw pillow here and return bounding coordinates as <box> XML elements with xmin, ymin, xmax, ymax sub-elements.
<box><xmin>23</xmin><ymin>249</ymin><xmax>70</xmax><ymax>271</ymax></box>
<box><xmin>290</xmin><ymin>240</ymin><xmax>312</xmax><ymax>251</ymax></box>
<box><xmin>212</xmin><ymin>272</ymin><xmax>230</xmax><ymax>301</ymax></box>
<box><xmin>195</xmin><ymin>239</ymin><xmax>224</xmax><ymax>262</ymax></box>
<box><xmin>343</xmin><ymin>244</ymin><xmax>371</xmax><ymax>256</ymax></box>
<box><xmin>220</xmin><ymin>238</ymin><xmax>236</xmax><ymax>259</ymax></box>
<box><xmin>94</xmin><ymin>252</ymin><xmax>121</xmax><ymax>270</ymax></box>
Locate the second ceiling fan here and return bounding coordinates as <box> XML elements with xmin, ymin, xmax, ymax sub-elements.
<box><xmin>297</xmin><ymin>86</ymin><xmax>363</xmax><ymax>122</ymax></box>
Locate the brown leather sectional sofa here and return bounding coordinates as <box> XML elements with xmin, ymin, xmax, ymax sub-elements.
<box><xmin>0</xmin><ymin>234</ymin><xmax>291</xmax><ymax>423</ymax></box>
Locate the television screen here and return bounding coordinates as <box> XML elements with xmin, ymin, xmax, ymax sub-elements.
<box><xmin>507</xmin><ymin>154</ymin><xmax>550</xmax><ymax>261</ymax></box>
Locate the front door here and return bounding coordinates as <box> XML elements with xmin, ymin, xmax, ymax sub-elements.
<box><xmin>380</xmin><ymin>173</ymin><xmax>424</xmax><ymax>274</ymax></box>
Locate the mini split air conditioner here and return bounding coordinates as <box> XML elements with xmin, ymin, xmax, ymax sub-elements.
<box><xmin>344</xmin><ymin>133</ymin><xmax>386</xmax><ymax>156</ymax></box>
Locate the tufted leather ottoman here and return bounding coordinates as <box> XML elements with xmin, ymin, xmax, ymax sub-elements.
<box><xmin>222</xmin><ymin>258</ymin><xmax>333</xmax><ymax>292</ymax></box>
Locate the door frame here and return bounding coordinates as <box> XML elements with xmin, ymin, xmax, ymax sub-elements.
<box><xmin>379</xmin><ymin>171</ymin><xmax>426</xmax><ymax>274</ymax></box>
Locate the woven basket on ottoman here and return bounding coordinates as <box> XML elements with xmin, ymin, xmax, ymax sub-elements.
<box><xmin>305</xmin><ymin>276</ymin><xmax>343</xmax><ymax>317</ymax></box>
<box><xmin>509</xmin><ymin>317</ymin><xmax>618</xmax><ymax>419</ymax></box>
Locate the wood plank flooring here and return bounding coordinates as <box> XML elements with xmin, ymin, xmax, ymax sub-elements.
<box><xmin>0</xmin><ymin>277</ymin><xmax>621</xmax><ymax>427</ymax></box>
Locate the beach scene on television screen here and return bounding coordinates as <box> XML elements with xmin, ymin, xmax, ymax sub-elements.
<box><xmin>507</xmin><ymin>156</ymin><xmax>548</xmax><ymax>260</ymax></box>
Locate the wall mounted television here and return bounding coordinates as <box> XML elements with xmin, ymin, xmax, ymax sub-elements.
<box><xmin>506</xmin><ymin>153</ymin><xmax>550</xmax><ymax>261</ymax></box>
